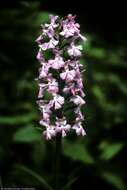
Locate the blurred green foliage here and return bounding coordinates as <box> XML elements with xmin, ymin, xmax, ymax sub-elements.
<box><xmin>0</xmin><ymin>2</ymin><xmax>127</xmax><ymax>190</ymax></box>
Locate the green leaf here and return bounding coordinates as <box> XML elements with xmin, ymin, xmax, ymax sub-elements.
<box><xmin>62</xmin><ymin>177</ymin><xmax>78</xmax><ymax>190</ymax></box>
<box><xmin>102</xmin><ymin>172</ymin><xmax>126</xmax><ymax>190</ymax></box>
<box><xmin>100</xmin><ymin>143</ymin><xmax>124</xmax><ymax>160</ymax></box>
<box><xmin>63</xmin><ymin>141</ymin><xmax>94</xmax><ymax>164</ymax></box>
<box><xmin>36</xmin><ymin>12</ymin><xmax>50</xmax><ymax>26</ymax></box>
<box><xmin>13</xmin><ymin>125</ymin><xmax>41</xmax><ymax>143</ymax></box>
<box><xmin>85</xmin><ymin>44</ymin><xmax>106</xmax><ymax>59</ymax></box>
<box><xmin>92</xmin><ymin>86</ymin><xmax>106</xmax><ymax>107</ymax></box>
<box><xmin>108</xmin><ymin>74</ymin><xmax>127</xmax><ymax>95</ymax></box>
<box><xmin>0</xmin><ymin>112</ymin><xmax>37</xmax><ymax>125</ymax></box>
<box><xmin>15</xmin><ymin>164</ymin><xmax>53</xmax><ymax>190</ymax></box>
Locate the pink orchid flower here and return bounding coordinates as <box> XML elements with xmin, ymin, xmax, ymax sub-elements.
<box><xmin>49</xmin><ymin>55</ymin><xmax>65</xmax><ymax>69</ymax></box>
<box><xmin>68</xmin><ymin>43</ymin><xmax>83</xmax><ymax>57</ymax></box>
<box><xmin>70</xmin><ymin>95</ymin><xmax>85</xmax><ymax>106</ymax></box>
<box><xmin>60</xmin><ymin>69</ymin><xmax>76</xmax><ymax>83</ymax></box>
<box><xmin>39</xmin><ymin>38</ymin><xmax>59</xmax><ymax>50</ymax></box>
<box><xmin>55</xmin><ymin>118</ymin><xmax>71</xmax><ymax>137</ymax></box>
<box><xmin>43</xmin><ymin>126</ymin><xmax>56</xmax><ymax>140</ymax></box>
<box><xmin>51</xmin><ymin>95</ymin><xmax>65</xmax><ymax>109</ymax></box>
<box><xmin>72</xmin><ymin>122</ymin><xmax>86</xmax><ymax>136</ymax></box>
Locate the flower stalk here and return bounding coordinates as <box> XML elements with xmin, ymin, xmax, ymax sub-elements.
<box><xmin>54</xmin><ymin>135</ymin><xmax>62</xmax><ymax>190</ymax></box>
<box><xmin>36</xmin><ymin>14</ymin><xmax>87</xmax><ymax>190</ymax></box>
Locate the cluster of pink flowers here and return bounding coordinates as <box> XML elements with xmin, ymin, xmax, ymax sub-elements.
<box><xmin>36</xmin><ymin>14</ymin><xmax>87</xmax><ymax>140</ymax></box>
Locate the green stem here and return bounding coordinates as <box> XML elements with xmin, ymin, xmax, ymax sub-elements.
<box><xmin>15</xmin><ymin>165</ymin><xmax>53</xmax><ymax>190</ymax></box>
<box><xmin>55</xmin><ymin>135</ymin><xmax>62</xmax><ymax>190</ymax></box>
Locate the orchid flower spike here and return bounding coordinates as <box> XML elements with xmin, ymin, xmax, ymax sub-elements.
<box><xmin>36</xmin><ymin>14</ymin><xmax>87</xmax><ymax>140</ymax></box>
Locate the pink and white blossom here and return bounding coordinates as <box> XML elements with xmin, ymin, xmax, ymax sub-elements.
<box><xmin>37</xmin><ymin>101</ymin><xmax>52</xmax><ymax>120</ymax></box>
<box><xmin>42</xmin><ymin>15</ymin><xmax>59</xmax><ymax>38</ymax></box>
<box><xmin>45</xmin><ymin>15</ymin><xmax>59</xmax><ymax>28</ymax></box>
<box><xmin>43</xmin><ymin>126</ymin><xmax>56</xmax><ymax>140</ymax></box>
<box><xmin>49</xmin><ymin>55</ymin><xmax>65</xmax><ymax>69</ymax></box>
<box><xmin>52</xmin><ymin>95</ymin><xmax>64</xmax><ymax>109</ymax></box>
<box><xmin>47</xmin><ymin>79</ymin><xmax>59</xmax><ymax>94</ymax></box>
<box><xmin>60</xmin><ymin>69</ymin><xmax>76</xmax><ymax>82</ymax></box>
<box><xmin>39</xmin><ymin>38</ymin><xmax>59</xmax><ymax>50</ymax></box>
<box><xmin>68</xmin><ymin>43</ymin><xmax>83</xmax><ymax>57</ymax></box>
<box><xmin>70</xmin><ymin>95</ymin><xmax>85</xmax><ymax>106</ymax></box>
<box><xmin>72</xmin><ymin>122</ymin><xmax>86</xmax><ymax>136</ymax></box>
<box><xmin>36</xmin><ymin>49</ymin><xmax>44</xmax><ymax>62</ymax></box>
<box><xmin>39</xmin><ymin>63</ymin><xmax>50</xmax><ymax>78</ymax></box>
<box><xmin>38</xmin><ymin>83</ymin><xmax>47</xmax><ymax>98</ymax></box>
<box><xmin>40</xmin><ymin>119</ymin><xmax>50</xmax><ymax>127</ymax></box>
<box><xmin>36</xmin><ymin>35</ymin><xmax>43</xmax><ymax>44</ymax></box>
<box><xmin>55</xmin><ymin>118</ymin><xmax>71</xmax><ymax>137</ymax></box>
<box><xmin>43</xmin><ymin>27</ymin><xmax>55</xmax><ymax>38</ymax></box>
<box><xmin>75</xmin><ymin>107</ymin><xmax>84</xmax><ymax>121</ymax></box>
<box><xmin>60</xmin><ymin>15</ymin><xmax>80</xmax><ymax>38</ymax></box>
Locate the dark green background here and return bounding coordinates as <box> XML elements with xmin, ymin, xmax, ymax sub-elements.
<box><xmin>0</xmin><ymin>1</ymin><xmax>127</xmax><ymax>190</ymax></box>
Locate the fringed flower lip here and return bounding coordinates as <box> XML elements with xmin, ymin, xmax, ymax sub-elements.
<box><xmin>36</xmin><ymin>14</ymin><xmax>87</xmax><ymax>140</ymax></box>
